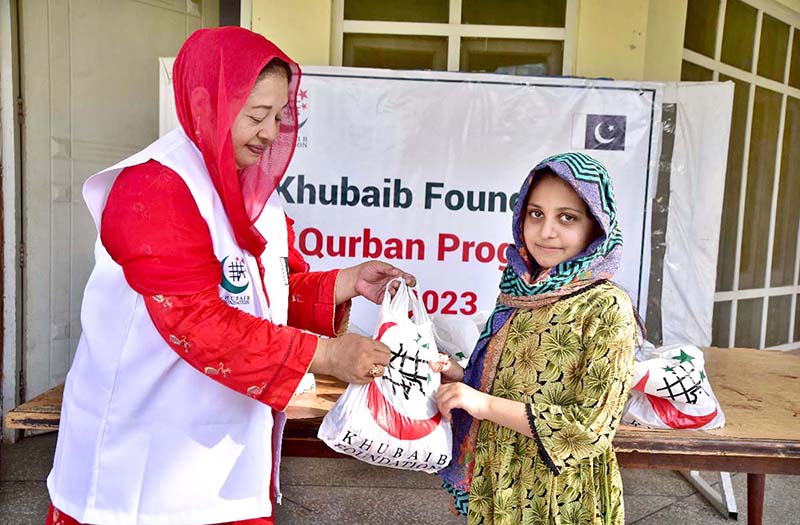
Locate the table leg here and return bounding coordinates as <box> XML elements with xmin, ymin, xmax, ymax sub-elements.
<box><xmin>747</xmin><ymin>473</ymin><xmax>765</xmax><ymax>525</ymax></box>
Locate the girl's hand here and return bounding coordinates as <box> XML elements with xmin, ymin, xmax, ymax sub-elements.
<box><xmin>435</xmin><ymin>383</ymin><xmax>492</xmax><ymax>422</ymax></box>
<box><xmin>335</xmin><ymin>261</ymin><xmax>416</xmax><ymax>305</ymax></box>
<box><xmin>430</xmin><ymin>354</ymin><xmax>464</xmax><ymax>384</ymax></box>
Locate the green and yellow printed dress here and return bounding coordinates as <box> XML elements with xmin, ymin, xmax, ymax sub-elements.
<box><xmin>468</xmin><ymin>282</ymin><xmax>637</xmax><ymax>525</ymax></box>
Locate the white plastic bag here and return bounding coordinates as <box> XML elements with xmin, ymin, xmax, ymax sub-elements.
<box><xmin>622</xmin><ymin>344</ymin><xmax>725</xmax><ymax>430</ymax></box>
<box><xmin>293</xmin><ymin>372</ymin><xmax>316</xmax><ymax>395</ymax></box>
<box><xmin>431</xmin><ymin>311</ymin><xmax>489</xmax><ymax>368</ymax></box>
<box><xmin>318</xmin><ymin>279</ymin><xmax>452</xmax><ymax>472</ymax></box>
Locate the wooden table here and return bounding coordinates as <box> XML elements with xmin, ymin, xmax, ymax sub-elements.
<box><xmin>7</xmin><ymin>347</ymin><xmax>799</xmax><ymax>524</ymax></box>
<box><xmin>284</xmin><ymin>347</ymin><xmax>800</xmax><ymax>525</ymax></box>
<box><xmin>613</xmin><ymin>347</ymin><xmax>799</xmax><ymax>524</ymax></box>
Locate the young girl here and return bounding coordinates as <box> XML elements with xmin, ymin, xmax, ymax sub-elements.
<box><xmin>435</xmin><ymin>152</ymin><xmax>638</xmax><ymax>525</ymax></box>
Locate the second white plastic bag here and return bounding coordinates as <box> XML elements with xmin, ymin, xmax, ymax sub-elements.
<box><xmin>622</xmin><ymin>344</ymin><xmax>725</xmax><ymax>430</ymax></box>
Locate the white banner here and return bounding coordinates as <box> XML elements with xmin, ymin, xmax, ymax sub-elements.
<box><xmin>282</xmin><ymin>67</ymin><xmax>662</xmax><ymax>332</ymax></box>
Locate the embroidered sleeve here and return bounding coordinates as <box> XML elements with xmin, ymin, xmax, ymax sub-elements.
<box><xmin>527</xmin><ymin>289</ymin><xmax>637</xmax><ymax>473</ymax></box>
<box><xmin>144</xmin><ymin>289</ymin><xmax>319</xmax><ymax>411</ymax></box>
<box><xmin>284</xmin><ymin>214</ymin><xmax>351</xmax><ymax>336</ymax></box>
<box><xmin>101</xmin><ymin>160</ymin><xmax>221</xmax><ymax>296</ymax></box>
<box><xmin>102</xmin><ymin>162</ymin><xmax>319</xmax><ymax>411</ymax></box>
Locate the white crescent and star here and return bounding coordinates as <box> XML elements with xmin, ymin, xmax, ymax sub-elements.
<box><xmin>593</xmin><ymin>122</ymin><xmax>617</xmax><ymax>145</ymax></box>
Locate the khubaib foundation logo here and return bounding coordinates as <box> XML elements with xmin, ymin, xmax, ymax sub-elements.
<box><xmin>220</xmin><ymin>255</ymin><xmax>251</xmax><ymax>306</ymax></box>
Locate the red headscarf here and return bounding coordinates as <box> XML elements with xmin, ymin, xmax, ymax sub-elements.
<box><xmin>173</xmin><ymin>27</ymin><xmax>301</xmax><ymax>258</ymax></box>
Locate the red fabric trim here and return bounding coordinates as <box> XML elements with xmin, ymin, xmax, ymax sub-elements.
<box><xmin>144</xmin><ymin>289</ymin><xmax>318</xmax><ymax>411</ymax></box>
<box><xmin>101</xmin><ymin>161</ymin><xmax>221</xmax><ymax>296</ymax></box>
<box><xmin>333</xmin><ymin>299</ymin><xmax>350</xmax><ymax>334</ymax></box>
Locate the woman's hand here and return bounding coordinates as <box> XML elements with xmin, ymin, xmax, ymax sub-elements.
<box><xmin>435</xmin><ymin>382</ymin><xmax>492</xmax><ymax>422</ymax></box>
<box><xmin>335</xmin><ymin>261</ymin><xmax>416</xmax><ymax>305</ymax></box>
<box><xmin>430</xmin><ymin>354</ymin><xmax>464</xmax><ymax>384</ymax></box>
<box><xmin>310</xmin><ymin>333</ymin><xmax>391</xmax><ymax>384</ymax></box>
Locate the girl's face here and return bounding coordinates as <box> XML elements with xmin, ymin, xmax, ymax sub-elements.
<box><xmin>231</xmin><ymin>72</ymin><xmax>289</xmax><ymax>169</ymax></box>
<box><xmin>522</xmin><ymin>174</ymin><xmax>600</xmax><ymax>270</ymax></box>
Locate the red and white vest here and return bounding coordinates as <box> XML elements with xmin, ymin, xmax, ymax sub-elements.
<box><xmin>48</xmin><ymin>128</ymin><xmax>289</xmax><ymax>524</ymax></box>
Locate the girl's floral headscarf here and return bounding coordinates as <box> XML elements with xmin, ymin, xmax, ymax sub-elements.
<box><xmin>439</xmin><ymin>152</ymin><xmax>623</xmax><ymax>495</ymax></box>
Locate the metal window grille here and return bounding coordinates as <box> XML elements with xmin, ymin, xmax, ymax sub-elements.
<box><xmin>683</xmin><ymin>0</ymin><xmax>800</xmax><ymax>350</ymax></box>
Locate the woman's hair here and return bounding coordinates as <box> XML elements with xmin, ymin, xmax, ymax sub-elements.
<box><xmin>257</xmin><ymin>57</ymin><xmax>292</xmax><ymax>83</ymax></box>
<box><xmin>529</xmin><ymin>167</ymin><xmax>560</xmax><ymax>191</ymax></box>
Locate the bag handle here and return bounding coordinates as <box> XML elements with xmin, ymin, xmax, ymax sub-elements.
<box><xmin>383</xmin><ymin>277</ymin><xmax>430</xmax><ymax>325</ymax></box>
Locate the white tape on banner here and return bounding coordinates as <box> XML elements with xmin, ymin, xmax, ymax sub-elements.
<box><xmin>661</xmin><ymin>82</ymin><xmax>732</xmax><ymax>346</ymax></box>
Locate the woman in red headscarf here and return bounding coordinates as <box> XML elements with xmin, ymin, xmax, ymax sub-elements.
<box><xmin>45</xmin><ymin>27</ymin><xmax>411</xmax><ymax>525</ymax></box>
